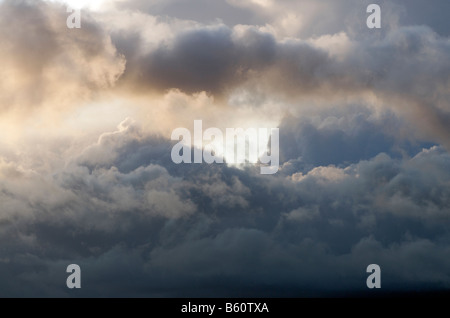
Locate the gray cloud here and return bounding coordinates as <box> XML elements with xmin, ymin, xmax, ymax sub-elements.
<box><xmin>278</xmin><ymin>107</ymin><xmax>436</xmax><ymax>167</ymax></box>
<box><xmin>116</xmin><ymin>0</ymin><xmax>258</xmax><ymax>26</ymax></box>
<box><xmin>116</xmin><ymin>24</ymin><xmax>278</xmax><ymax>96</ymax></box>
<box><xmin>1</xmin><ymin>118</ymin><xmax>450</xmax><ymax>296</ymax></box>
<box><xmin>118</xmin><ymin>0</ymin><xmax>450</xmax><ymax>37</ymax></box>
<box><xmin>0</xmin><ymin>0</ymin><xmax>449</xmax><ymax>297</ymax></box>
<box><xmin>114</xmin><ymin>21</ymin><xmax>450</xmax><ymax>148</ymax></box>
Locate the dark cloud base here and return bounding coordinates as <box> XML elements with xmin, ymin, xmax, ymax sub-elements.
<box><xmin>1</xmin><ymin>118</ymin><xmax>450</xmax><ymax>297</ymax></box>
<box><xmin>0</xmin><ymin>0</ymin><xmax>449</xmax><ymax>297</ymax></box>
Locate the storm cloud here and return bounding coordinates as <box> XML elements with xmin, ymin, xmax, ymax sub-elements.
<box><xmin>0</xmin><ymin>0</ymin><xmax>449</xmax><ymax>297</ymax></box>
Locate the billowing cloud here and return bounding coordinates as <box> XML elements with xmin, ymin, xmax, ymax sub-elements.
<box><xmin>0</xmin><ymin>117</ymin><xmax>450</xmax><ymax>296</ymax></box>
<box><xmin>110</xmin><ymin>19</ymin><xmax>450</xmax><ymax>148</ymax></box>
<box><xmin>0</xmin><ymin>0</ymin><xmax>449</xmax><ymax>297</ymax></box>
<box><xmin>0</xmin><ymin>0</ymin><xmax>125</xmax><ymax>113</ymax></box>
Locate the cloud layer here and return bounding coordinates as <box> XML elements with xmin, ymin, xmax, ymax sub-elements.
<box><xmin>0</xmin><ymin>0</ymin><xmax>449</xmax><ymax>296</ymax></box>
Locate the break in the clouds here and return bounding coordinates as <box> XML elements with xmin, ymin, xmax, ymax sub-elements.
<box><xmin>0</xmin><ymin>0</ymin><xmax>449</xmax><ymax>296</ymax></box>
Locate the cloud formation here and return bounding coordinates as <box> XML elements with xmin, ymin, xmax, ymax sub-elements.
<box><xmin>0</xmin><ymin>0</ymin><xmax>449</xmax><ymax>297</ymax></box>
<box><xmin>0</xmin><ymin>118</ymin><xmax>450</xmax><ymax>296</ymax></box>
<box><xmin>0</xmin><ymin>0</ymin><xmax>125</xmax><ymax>113</ymax></box>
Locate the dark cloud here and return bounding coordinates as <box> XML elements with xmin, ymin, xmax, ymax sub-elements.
<box><xmin>1</xmin><ymin>119</ymin><xmax>450</xmax><ymax>296</ymax></box>
<box><xmin>116</xmin><ymin>25</ymin><xmax>277</xmax><ymax>96</ymax></box>
<box><xmin>115</xmin><ymin>22</ymin><xmax>450</xmax><ymax>149</ymax></box>
<box><xmin>278</xmin><ymin>108</ymin><xmax>436</xmax><ymax>167</ymax></box>
<box><xmin>0</xmin><ymin>0</ymin><xmax>449</xmax><ymax>297</ymax></box>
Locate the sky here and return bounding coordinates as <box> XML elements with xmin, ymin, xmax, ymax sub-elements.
<box><xmin>0</xmin><ymin>0</ymin><xmax>449</xmax><ymax>297</ymax></box>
